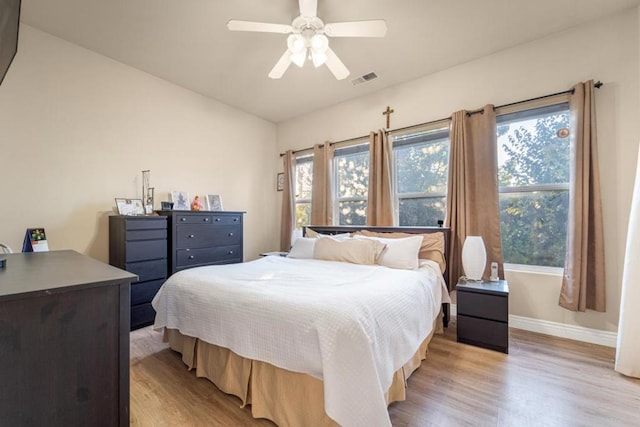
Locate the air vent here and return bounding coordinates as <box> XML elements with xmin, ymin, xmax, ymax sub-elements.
<box><xmin>351</xmin><ymin>72</ymin><xmax>378</xmax><ymax>86</ymax></box>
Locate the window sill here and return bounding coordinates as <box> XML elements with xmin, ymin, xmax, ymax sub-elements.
<box><xmin>504</xmin><ymin>263</ymin><xmax>564</xmax><ymax>276</ymax></box>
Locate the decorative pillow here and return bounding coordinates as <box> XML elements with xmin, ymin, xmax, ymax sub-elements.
<box><xmin>354</xmin><ymin>235</ymin><xmax>423</xmax><ymax>270</ymax></box>
<box><xmin>313</xmin><ymin>236</ymin><xmax>386</xmax><ymax>265</ymax></box>
<box><xmin>354</xmin><ymin>230</ymin><xmax>446</xmax><ymax>273</ymax></box>
<box><xmin>305</xmin><ymin>228</ymin><xmax>351</xmax><ymax>240</ymax></box>
<box><xmin>287</xmin><ymin>237</ymin><xmax>316</xmax><ymax>259</ymax></box>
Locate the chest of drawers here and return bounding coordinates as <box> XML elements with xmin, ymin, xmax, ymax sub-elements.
<box><xmin>109</xmin><ymin>215</ymin><xmax>168</xmax><ymax>330</ymax></box>
<box><xmin>157</xmin><ymin>210</ymin><xmax>244</xmax><ymax>274</ymax></box>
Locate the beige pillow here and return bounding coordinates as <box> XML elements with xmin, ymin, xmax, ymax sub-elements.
<box><xmin>354</xmin><ymin>230</ymin><xmax>446</xmax><ymax>273</ymax></box>
<box><xmin>305</xmin><ymin>228</ymin><xmax>350</xmax><ymax>240</ymax></box>
<box><xmin>313</xmin><ymin>236</ymin><xmax>386</xmax><ymax>265</ymax></box>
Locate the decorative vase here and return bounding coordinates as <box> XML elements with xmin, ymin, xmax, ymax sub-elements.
<box><xmin>462</xmin><ymin>236</ymin><xmax>487</xmax><ymax>281</ymax></box>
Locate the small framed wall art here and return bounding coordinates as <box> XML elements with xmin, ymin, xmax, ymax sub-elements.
<box><xmin>170</xmin><ymin>191</ymin><xmax>190</xmax><ymax>211</ymax></box>
<box><xmin>277</xmin><ymin>173</ymin><xmax>285</xmax><ymax>191</ymax></box>
<box><xmin>115</xmin><ymin>198</ymin><xmax>145</xmax><ymax>216</ymax></box>
<box><xmin>206</xmin><ymin>194</ymin><xmax>223</xmax><ymax>211</ymax></box>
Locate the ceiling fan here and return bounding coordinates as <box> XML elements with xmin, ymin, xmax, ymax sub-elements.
<box><xmin>227</xmin><ymin>0</ymin><xmax>387</xmax><ymax>80</ymax></box>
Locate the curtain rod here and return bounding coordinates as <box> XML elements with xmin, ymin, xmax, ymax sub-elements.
<box><xmin>279</xmin><ymin>80</ymin><xmax>603</xmax><ymax>157</ymax></box>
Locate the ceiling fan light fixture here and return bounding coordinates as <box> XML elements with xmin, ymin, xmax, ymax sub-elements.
<box><xmin>310</xmin><ymin>34</ymin><xmax>329</xmax><ymax>52</ymax></box>
<box><xmin>311</xmin><ymin>50</ymin><xmax>327</xmax><ymax>67</ymax></box>
<box><xmin>287</xmin><ymin>34</ymin><xmax>306</xmax><ymax>54</ymax></box>
<box><xmin>291</xmin><ymin>50</ymin><xmax>306</xmax><ymax>67</ymax></box>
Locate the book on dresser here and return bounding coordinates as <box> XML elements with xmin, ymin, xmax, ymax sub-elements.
<box><xmin>156</xmin><ymin>210</ymin><xmax>245</xmax><ymax>274</ymax></box>
<box><xmin>109</xmin><ymin>215</ymin><xmax>168</xmax><ymax>331</ymax></box>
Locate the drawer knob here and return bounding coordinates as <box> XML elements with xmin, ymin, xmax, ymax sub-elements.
<box><xmin>228</xmin><ymin>250</ymin><xmax>234</xmax><ymax>255</ymax></box>
<box><xmin>233</xmin><ymin>218</ymin><xmax>238</xmax><ymax>222</ymax></box>
<box><xmin>188</xmin><ymin>234</ymin><xmax>194</xmax><ymax>238</ymax></box>
<box><xmin>203</xmin><ymin>218</ymin><xmax>210</xmax><ymax>222</ymax></box>
<box><xmin>228</xmin><ymin>232</ymin><xmax>234</xmax><ymax>237</ymax></box>
<box><xmin>188</xmin><ymin>255</ymin><xmax>195</xmax><ymax>260</ymax></box>
<box><xmin>215</xmin><ymin>218</ymin><xmax>221</xmax><ymax>222</ymax></box>
<box><xmin>180</xmin><ymin>217</ymin><xmax>187</xmax><ymax>222</ymax></box>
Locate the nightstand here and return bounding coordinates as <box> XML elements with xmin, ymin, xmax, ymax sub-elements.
<box><xmin>456</xmin><ymin>280</ymin><xmax>509</xmax><ymax>353</ymax></box>
<box><xmin>259</xmin><ymin>251</ymin><xmax>289</xmax><ymax>257</ymax></box>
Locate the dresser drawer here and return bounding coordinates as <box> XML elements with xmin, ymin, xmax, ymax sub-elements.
<box><xmin>126</xmin><ymin>259</ymin><xmax>167</xmax><ymax>282</ymax></box>
<box><xmin>175</xmin><ymin>214</ymin><xmax>214</xmax><ymax>224</ymax></box>
<box><xmin>126</xmin><ymin>229</ymin><xmax>167</xmax><ymax>241</ymax></box>
<box><xmin>176</xmin><ymin>245</ymin><xmax>241</xmax><ymax>268</ymax></box>
<box><xmin>176</xmin><ymin>225</ymin><xmax>242</xmax><ymax>248</ymax></box>
<box><xmin>131</xmin><ymin>279</ymin><xmax>165</xmax><ymax>306</ymax></box>
<box><xmin>125</xmin><ymin>239</ymin><xmax>167</xmax><ymax>262</ymax></box>
<box><xmin>131</xmin><ymin>302</ymin><xmax>156</xmax><ymax>330</ymax></box>
<box><xmin>212</xmin><ymin>214</ymin><xmax>242</xmax><ymax>225</ymax></box>
<box><xmin>457</xmin><ymin>314</ymin><xmax>508</xmax><ymax>353</ymax></box>
<box><xmin>457</xmin><ymin>290</ymin><xmax>508</xmax><ymax>322</ymax></box>
<box><xmin>125</xmin><ymin>218</ymin><xmax>167</xmax><ymax>230</ymax></box>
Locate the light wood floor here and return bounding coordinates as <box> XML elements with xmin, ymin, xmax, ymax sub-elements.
<box><xmin>130</xmin><ymin>320</ymin><xmax>640</xmax><ymax>427</ymax></box>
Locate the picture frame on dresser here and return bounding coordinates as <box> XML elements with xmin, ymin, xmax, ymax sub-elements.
<box><xmin>170</xmin><ymin>191</ymin><xmax>190</xmax><ymax>210</ymax></box>
<box><xmin>206</xmin><ymin>194</ymin><xmax>223</xmax><ymax>211</ymax></box>
<box><xmin>115</xmin><ymin>198</ymin><xmax>145</xmax><ymax>216</ymax></box>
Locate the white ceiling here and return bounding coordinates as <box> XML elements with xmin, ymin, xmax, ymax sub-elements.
<box><xmin>20</xmin><ymin>0</ymin><xmax>640</xmax><ymax>123</ymax></box>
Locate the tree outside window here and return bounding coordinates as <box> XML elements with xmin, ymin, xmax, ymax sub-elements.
<box><xmin>334</xmin><ymin>143</ymin><xmax>369</xmax><ymax>225</ymax></box>
<box><xmin>497</xmin><ymin>103</ymin><xmax>570</xmax><ymax>267</ymax></box>
<box><xmin>294</xmin><ymin>155</ymin><xmax>313</xmax><ymax>230</ymax></box>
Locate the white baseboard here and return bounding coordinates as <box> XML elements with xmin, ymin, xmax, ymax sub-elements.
<box><xmin>449</xmin><ymin>304</ymin><xmax>617</xmax><ymax>348</ymax></box>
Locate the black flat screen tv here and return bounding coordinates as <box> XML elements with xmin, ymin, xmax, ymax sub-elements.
<box><xmin>0</xmin><ymin>0</ymin><xmax>20</xmax><ymax>86</ymax></box>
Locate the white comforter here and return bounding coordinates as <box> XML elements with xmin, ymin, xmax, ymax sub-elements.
<box><xmin>152</xmin><ymin>256</ymin><xmax>449</xmax><ymax>427</ymax></box>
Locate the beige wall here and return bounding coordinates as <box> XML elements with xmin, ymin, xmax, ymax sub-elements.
<box><xmin>277</xmin><ymin>10</ymin><xmax>640</xmax><ymax>333</ymax></box>
<box><xmin>0</xmin><ymin>25</ymin><xmax>280</xmax><ymax>262</ymax></box>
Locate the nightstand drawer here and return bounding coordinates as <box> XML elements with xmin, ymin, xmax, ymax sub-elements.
<box><xmin>126</xmin><ymin>229</ymin><xmax>167</xmax><ymax>241</ymax></box>
<box><xmin>458</xmin><ymin>290</ymin><xmax>508</xmax><ymax>322</ymax></box>
<box><xmin>124</xmin><ymin>218</ymin><xmax>167</xmax><ymax>230</ymax></box>
<box><xmin>457</xmin><ymin>314</ymin><xmax>508</xmax><ymax>353</ymax></box>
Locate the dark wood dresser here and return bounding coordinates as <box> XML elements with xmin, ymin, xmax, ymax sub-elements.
<box><xmin>157</xmin><ymin>210</ymin><xmax>244</xmax><ymax>274</ymax></box>
<box><xmin>109</xmin><ymin>215</ymin><xmax>168</xmax><ymax>330</ymax></box>
<box><xmin>0</xmin><ymin>250</ymin><xmax>136</xmax><ymax>426</ymax></box>
<box><xmin>456</xmin><ymin>280</ymin><xmax>509</xmax><ymax>353</ymax></box>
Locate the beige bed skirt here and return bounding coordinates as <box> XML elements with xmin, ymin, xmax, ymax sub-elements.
<box><xmin>163</xmin><ymin>320</ymin><xmax>439</xmax><ymax>427</ymax></box>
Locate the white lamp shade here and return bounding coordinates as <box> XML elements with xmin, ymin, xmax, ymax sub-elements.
<box><xmin>462</xmin><ymin>236</ymin><xmax>487</xmax><ymax>281</ymax></box>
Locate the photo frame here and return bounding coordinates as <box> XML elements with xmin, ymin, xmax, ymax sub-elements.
<box><xmin>206</xmin><ymin>194</ymin><xmax>223</xmax><ymax>211</ymax></box>
<box><xmin>170</xmin><ymin>191</ymin><xmax>190</xmax><ymax>211</ymax></box>
<box><xmin>277</xmin><ymin>172</ymin><xmax>285</xmax><ymax>191</ymax></box>
<box><xmin>115</xmin><ymin>198</ymin><xmax>145</xmax><ymax>216</ymax></box>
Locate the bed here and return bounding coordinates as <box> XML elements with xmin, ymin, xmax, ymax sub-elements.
<box><xmin>152</xmin><ymin>225</ymin><xmax>451</xmax><ymax>427</ymax></box>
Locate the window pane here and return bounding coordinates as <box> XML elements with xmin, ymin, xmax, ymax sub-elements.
<box><xmin>398</xmin><ymin>197</ymin><xmax>446</xmax><ymax>226</ymax></box>
<box><xmin>295</xmin><ymin>160</ymin><xmax>313</xmax><ymax>200</ymax></box>
<box><xmin>295</xmin><ymin>202</ymin><xmax>311</xmax><ymax>230</ymax></box>
<box><xmin>499</xmin><ymin>191</ymin><xmax>568</xmax><ymax>267</ymax></box>
<box><xmin>338</xmin><ymin>200</ymin><xmax>367</xmax><ymax>225</ymax></box>
<box><xmin>498</xmin><ymin>107</ymin><xmax>570</xmax><ymax>187</ymax></box>
<box><xmin>336</xmin><ymin>151</ymin><xmax>369</xmax><ymax>198</ymax></box>
<box><xmin>395</xmin><ymin>139</ymin><xmax>449</xmax><ymax>194</ymax></box>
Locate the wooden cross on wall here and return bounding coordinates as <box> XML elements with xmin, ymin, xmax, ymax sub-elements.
<box><xmin>382</xmin><ymin>106</ymin><xmax>394</xmax><ymax>129</ymax></box>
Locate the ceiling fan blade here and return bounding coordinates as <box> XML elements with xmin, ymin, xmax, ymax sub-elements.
<box><xmin>227</xmin><ymin>20</ymin><xmax>292</xmax><ymax>34</ymax></box>
<box><xmin>324</xmin><ymin>20</ymin><xmax>387</xmax><ymax>37</ymax></box>
<box><xmin>325</xmin><ymin>47</ymin><xmax>349</xmax><ymax>80</ymax></box>
<box><xmin>299</xmin><ymin>0</ymin><xmax>317</xmax><ymax>17</ymax></box>
<box><xmin>268</xmin><ymin>51</ymin><xmax>293</xmax><ymax>79</ymax></box>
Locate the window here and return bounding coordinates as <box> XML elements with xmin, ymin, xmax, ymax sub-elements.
<box><xmin>497</xmin><ymin>102</ymin><xmax>570</xmax><ymax>267</ymax></box>
<box><xmin>334</xmin><ymin>142</ymin><xmax>369</xmax><ymax>225</ymax></box>
<box><xmin>392</xmin><ymin>127</ymin><xmax>449</xmax><ymax>226</ymax></box>
<box><xmin>294</xmin><ymin>155</ymin><xmax>313</xmax><ymax>230</ymax></box>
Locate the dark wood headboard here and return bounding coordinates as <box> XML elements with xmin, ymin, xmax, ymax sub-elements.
<box><xmin>305</xmin><ymin>225</ymin><xmax>452</xmax><ymax>327</ymax></box>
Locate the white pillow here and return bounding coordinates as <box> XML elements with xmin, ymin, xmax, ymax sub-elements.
<box><xmin>355</xmin><ymin>235</ymin><xmax>422</xmax><ymax>270</ymax></box>
<box><xmin>287</xmin><ymin>237</ymin><xmax>316</xmax><ymax>259</ymax></box>
<box><xmin>316</xmin><ymin>232</ymin><xmax>351</xmax><ymax>241</ymax></box>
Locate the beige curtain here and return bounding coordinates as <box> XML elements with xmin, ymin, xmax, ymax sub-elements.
<box><xmin>559</xmin><ymin>80</ymin><xmax>606</xmax><ymax>312</ymax></box>
<box><xmin>367</xmin><ymin>130</ymin><xmax>394</xmax><ymax>226</ymax></box>
<box><xmin>310</xmin><ymin>143</ymin><xmax>334</xmax><ymax>225</ymax></box>
<box><xmin>445</xmin><ymin>105</ymin><xmax>504</xmax><ymax>287</ymax></box>
<box><xmin>280</xmin><ymin>150</ymin><xmax>296</xmax><ymax>252</ymax></box>
<box><xmin>615</xmin><ymin>142</ymin><xmax>640</xmax><ymax>378</ymax></box>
